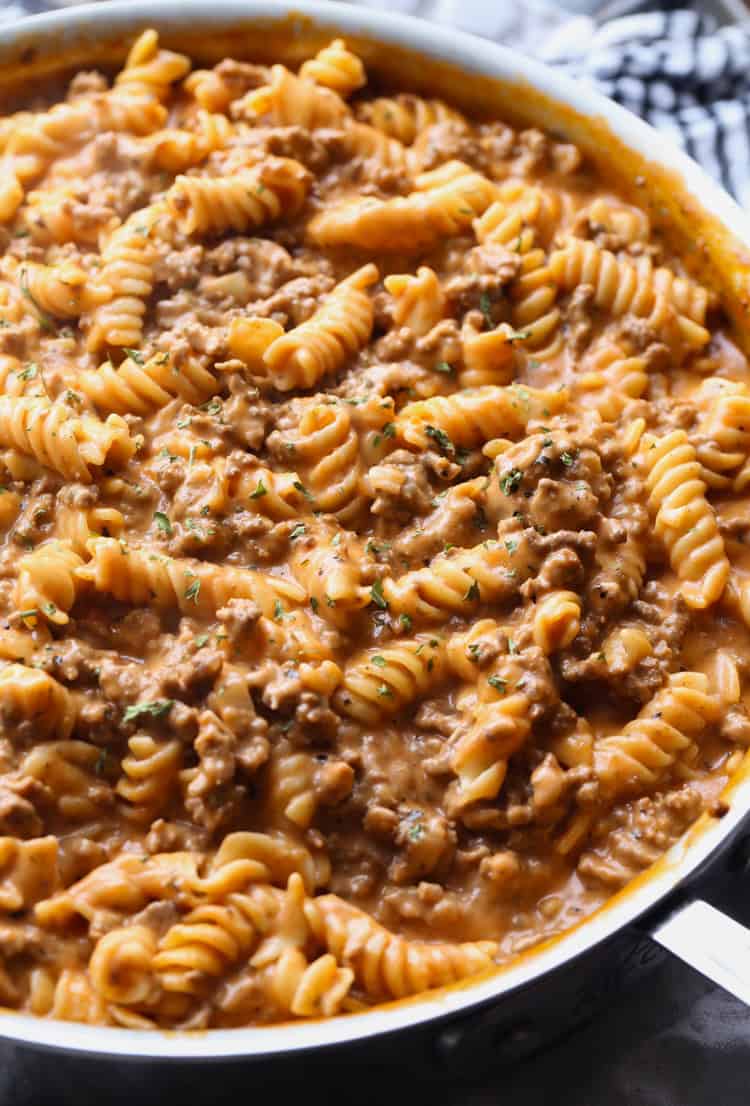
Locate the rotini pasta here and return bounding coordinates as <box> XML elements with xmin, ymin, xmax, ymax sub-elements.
<box><xmin>638</xmin><ymin>429</ymin><xmax>730</xmax><ymax>609</ymax></box>
<box><xmin>0</xmin><ymin>29</ymin><xmax>745</xmax><ymax>1036</ymax></box>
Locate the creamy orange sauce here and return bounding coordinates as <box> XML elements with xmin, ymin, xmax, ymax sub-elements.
<box><xmin>0</xmin><ymin>29</ymin><xmax>747</xmax><ymax>1030</ymax></box>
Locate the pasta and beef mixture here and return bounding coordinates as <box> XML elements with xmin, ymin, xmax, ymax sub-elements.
<box><xmin>0</xmin><ymin>28</ymin><xmax>748</xmax><ymax>1028</ymax></box>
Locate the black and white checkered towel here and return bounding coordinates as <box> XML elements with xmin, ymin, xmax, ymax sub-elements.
<box><xmin>1</xmin><ymin>2</ymin><xmax>749</xmax><ymax>205</ymax></box>
<box><xmin>353</xmin><ymin>2</ymin><xmax>750</xmax><ymax>207</ymax></box>
<box><xmin>547</xmin><ymin>8</ymin><xmax>750</xmax><ymax>208</ymax></box>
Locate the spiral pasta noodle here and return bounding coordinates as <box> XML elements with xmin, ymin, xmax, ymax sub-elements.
<box><xmin>77</xmin><ymin>537</ymin><xmax>305</xmax><ymax>619</ymax></box>
<box><xmin>451</xmin><ymin>688</ymin><xmax>532</xmax><ymax>807</ymax></box>
<box><xmin>116</xmin><ymin>735</ymin><xmax>183</xmax><ymax>823</ymax></box>
<box><xmin>396</xmin><ymin>384</ymin><xmax>567</xmax><ymax>450</ymax></box>
<box><xmin>308</xmin><ymin>161</ymin><xmax>498</xmax><ymax>251</ymax></box>
<box><xmin>299</xmin><ymin>39</ymin><xmax>366</xmax><ymax>97</ymax></box>
<box><xmin>80</xmin><ymin>349</ymin><xmax>221</xmax><ymax>415</ymax></box>
<box><xmin>305</xmin><ymin>895</ymin><xmax>497</xmax><ymax>1000</ymax></box>
<box><xmin>0</xmin><ymin>664</ymin><xmax>76</xmax><ymax>738</ymax></box>
<box><xmin>639</xmin><ymin>429</ymin><xmax>730</xmax><ymax>609</ymax></box>
<box><xmin>167</xmin><ymin>156</ymin><xmax>311</xmax><ymax>237</ymax></box>
<box><xmin>15</xmin><ymin>539</ymin><xmax>85</xmax><ymax>624</ymax></box>
<box><xmin>594</xmin><ymin>672</ymin><xmax>722</xmax><ymax>794</ymax></box>
<box><xmin>384</xmin><ymin>266</ymin><xmax>446</xmax><ymax>338</ymax></box>
<box><xmin>0</xmin><ymin>398</ymin><xmax>134</xmax><ymax>481</ymax></box>
<box><xmin>356</xmin><ymin>94</ymin><xmax>464</xmax><ymax>144</ymax></box>
<box><xmin>334</xmin><ymin>635</ymin><xmax>447</xmax><ymax>723</ymax></box>
<box><xmin>86</xmin><ymin>202</ymin><xmax>167</xmax><ymax>352</ymax></box>
<box><xmin>367</xmin><ymin>536</ymin><xmax>540</xmax><ymax>625</ymax></box>
<box><xmin>262</xmin><ymin>264</ymin><xmax>378</xmax><ymax>390</ymax></box>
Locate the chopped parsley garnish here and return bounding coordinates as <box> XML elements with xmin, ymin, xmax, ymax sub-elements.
<box><xmin>17</xmin><ymin>362</ymin><xmax>37</xmax><ymax>381</ymax></box>
<box><xmin>123</xmin><ymin>699</ymin><xmax>174</xmax><ymax>723</ymax></box>
<box><xmin>504</xmin><ymin>539</ymin><xmax>518</xmax><ymax>555</ymax></box>
<box><xmin>424</xmin><ymin>424</ymin><xmax>454</xmax><ymax>455</ymax></box>
<box><xmin>273</xmin><ymin>599</ymin><xmax>285</xmax><ymax>621</ymax></box>
<box><xmin>43</xmin><ymin>602</ymin><xmax>57</xmax><ymax>617</ymax></box>
<box><xmin>123</xmin><ymin>348</ymin><xmax>145</xmax><ymax>364</ymax></box>
<box><xmin>500</xmin><ymin>468</ymin><xmax>523</xmax><ymax>495</ymax></box>
<box><xmin>399</xmin><ymin>613</ymin><xmax>412</xmax><ymax>631</ymax></box>
<box><xmin>465</xmin><ymin>579</ymin><xmax>480</xmax><ymax>601</ymax></box>
<box><xmin>290</xmin><ymin>523</ymin><xmax>306</xmax><ymax>540</ymax></box>
<box><xmin>249</xmin><ymin>478</ymin><xmax>267</xmax><ymax>499</ymax></box>
<box><xmin>561</xmin><ymin>450</ymin><xmax>575</xmax><ymax>467</ymax></box>
<box><xmin>153</xmin><ymin>511</ymin><xmax>172</xmax><ymax>536</ymax></box>
<box><xmin>195</xmin><ymin>634</ymin><xmax>210</xmax><ymax>648</ymax></box>
<box><xmin>435</xmin><ymin>361</ymin><xmax>453</xmax><ymax>374</ymax></box>
<box><xmin>184</xmin><ymin>578</ymin><xmax>201</xmax><ymax>603</ymax></box>
<box><xmin>508</xmin><ymin>638</ymin><xmax>518</xmax><ymax>655</ymax></box>
<box><xmin>408</xmin><ymin>823</ymin><xmax>424</xmax><ymax>842</ymax></box>
<box><xmin>293</xmin><ymin>480</ymin><xmax>314</xmax><ymax>501</ymax></box>
<box><xmin>310</xmin><ymin>596</ymin><xmax>319</xmax><ymax>614</ymax></box>
<box><xmin>488</xmin><ymin>675</ymin><xmax>507</xmax><ymax>694</ymax></box>
<box><xmin>201</xmin><ymin>398</ymin><xmax>223</xmax><ymax>416</ymax></box>
<box><xmin>371</xmin><ymin>654</ymin><xmax>387</xmax><ymax>667</ymax></box>
<box><xmin>377</xmin><ymin>683</ymin><xmax>393</xmax><ymax>698</ymax></box>
<box><xmin>370</xmin><ymin>578</ymin><xmax>388</xmax><ymax>610</ymax></box>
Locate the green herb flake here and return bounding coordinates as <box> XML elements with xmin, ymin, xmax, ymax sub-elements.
<box><xmin>508</xmin><ymin>638</ymin><xmax>518</xmax><ymax>655</ymax></box>
<box><xmin>290</xmin><ymin>523</ymin><xmax>306</xmax><ymax>541</ymax></box>
<box><xmin>310</xmin><ymin>596</ymin><xmax>319</xmax><ymax>614</ymax></box>
<box><xmin>424</xmin><ymin>424</ymin><xmax>454</xmax><ymax>455</ymax></box>
<box><xmin>184</xmin><ymin>578</ymin><xmax>201</xmax><ymax>603</ymax></box>
<box><xmin>371</xmin><ymin>654</ymin><xmax>387</xmax><ymax>668</ymax></box>
<box><xmin>123</xmin><ymin>699</ymin><xmax>175</xmax><ymax>723</ymax></box>
<box><xmin>561</xmin><ymin>451</ymin><xmax>575</xmax><ymax>467</ymax></box>
<box><xmin>488</xmin><ymin>675</ymin><xmax>507</xmax><ymax>694</ymax></box>
<box><xmin>376</xmin><ymin>683</ymin><xmax>393</xmax><ymax>698</ymax></box>
<box><xmin>465</xmin><ymin>579</ymin><xmax>480</xmax><ymax>602</ymax></box>
<box><xmin>153</xmin><ymin>511</ymin><xmax>172</xmax><ymax>536</ymax></box>
<box><xmin>370</xmin><ymin>578</ymin><xmax>388</xmax><ymax>610</ymax></box>
<box><xmin>123</xmin><ymin>348</ymin><xmax>145</xmax><ymax>365</ymax></box>
<box><xmin>504</xmin><ymin>539</ymin><xmax>518</xmax><ymax>555</ymax></box>
<box><xmin>408</xmin><ymin>823</ymin><xmax>424</xmax><ymax>842</ymax></box>
<box><xmin>195</xmin><ymin>634</ymin><xmax>210</xmax><ymax>648</ymax></box>
<box><xmin>43</xmin><ymin>602</ymin><xmax>57</xmax><ymax>617</ymax></box>
<box><xmin>293</xmin><ymin>480</ymin><xmax>314</xmax><ymax>502</ymax></box>
<box><xmin>399</xmin><ymin>613</ymin><xmax>412</xmax><ymax>632</ymax></box>
<box><xmin>500</xmin><ymin>467</ymin><xmax>523</xmax><ymax>495</ymax></box>
<box><xmin>249</xmin><ymin>478</ymin><xmax>267</xmax><ymax>500</ymax></box>
<box><xmin>17</xmin><ymin>362</ymin><xmax>37</xmax><ymax>382</ymax></box>
<box><xmin>435</xmin><ymin>361</ymin><xmax>453</xmax><ymax>374</ymax></box>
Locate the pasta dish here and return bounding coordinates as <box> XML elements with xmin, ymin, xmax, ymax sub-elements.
<box><xmin>0</xmin><ymin>30</ymin><xmax>747</xmax><ymax>1028</ymax></box>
